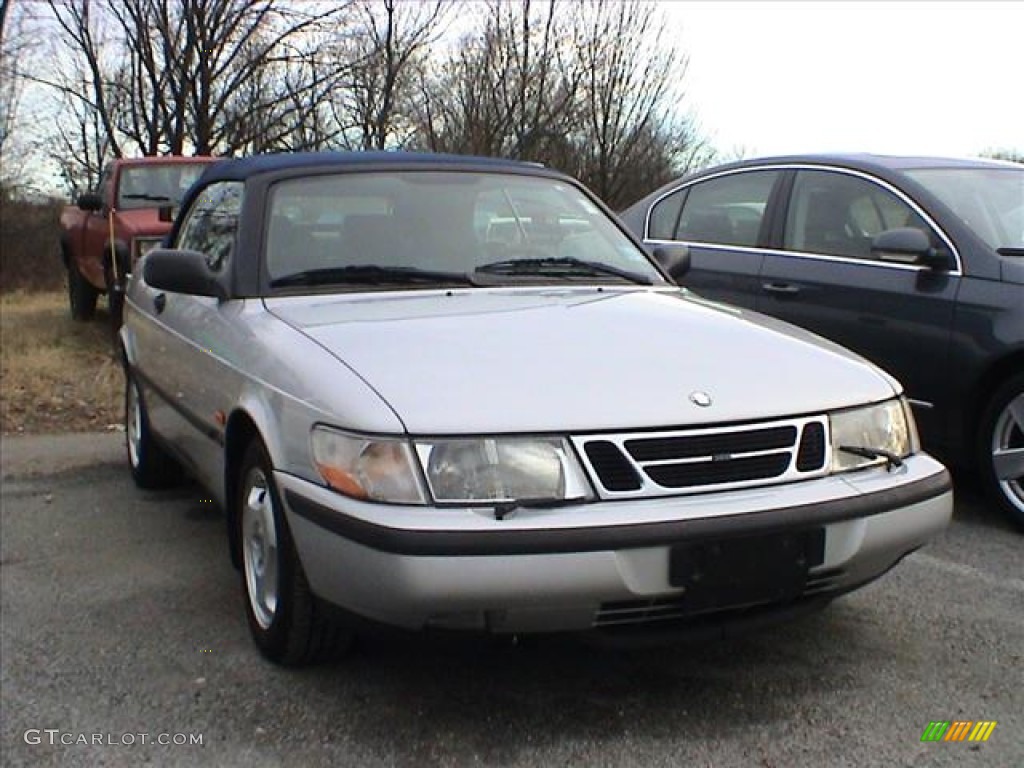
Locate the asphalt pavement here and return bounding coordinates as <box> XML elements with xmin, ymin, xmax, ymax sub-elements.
<box><xmin>1</xmin><ymin>432</ymin><xmax>1021</xmax><ymax>767</ymax></box>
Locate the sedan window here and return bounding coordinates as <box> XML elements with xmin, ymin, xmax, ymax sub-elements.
<box><xmin>648</xmin><ymin>188</ymin><xmax>687</xmax><ymax>240</ymax></box>
<box><xmin>670</xmin><ymin>170</ymin><xmax>778</xmax><ymax>247</ymax></box>
<box><xmin>784</xmin><ymin>170</ymin><xmax>931</xmax><ymax>260</ymax></box>
<box><xmin>905</xmin><ymin>167</ymin><xmax>1024</xmax><ymax>251</ymax></box>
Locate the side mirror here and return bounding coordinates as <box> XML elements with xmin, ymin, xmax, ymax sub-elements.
<box><xmin>143</xmin><ymin>249</ymin><xmax>227</xmax><ymax>300</ymax></box>
<box><xmin>651</xmin><ymin>244</ymin><xmax>691</xmax><ymax>282</ymax></box>
<box><xmin>871</xmin><ymin>227</ymin><xmax>948</xmax><ymax>269</ymax></box>
<box><xmin>77</xmin><ymin>192</ymin><xmax>103</xmax><ymax>212</ymax></box>
<box><xmin>157</xmin><ymin>205</ymin><xmax>175</xmax><ymax>223</ymax></box>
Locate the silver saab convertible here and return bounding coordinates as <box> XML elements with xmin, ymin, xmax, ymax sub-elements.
<box><xmin>121</xmin><ymin>152</ymin><xmax>952</xmax><ymax>665</ymax></box>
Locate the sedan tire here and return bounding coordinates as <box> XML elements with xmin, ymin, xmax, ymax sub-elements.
<box><xmin>237</xmin><ymin>439</ymin><xmax>353</xmax><ymax>665</ymax></box>
<box><xmin>979</xmin><ymin>373</ymin><xmax>1024</xmax><ymax>530</ymax></box>
<box><xmin>125</xmin><ymin>373</ymin><xmax>183</xmax><ymax>489</ymax></box>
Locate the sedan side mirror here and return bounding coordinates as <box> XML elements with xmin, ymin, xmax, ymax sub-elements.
<box><xmin>871</xmin><ymin>227</ymin><xmax>949</xmax><ymax>269</ymax></box>
<box><xmin>143</xmin><ymin>249</ymin><xmax>227</xmax><ymax>300</ymax></box>
<box><xmin>77</xmin><ymin>192</ymin><xmax>103</xmax><ymax>212</ymax></box>
<box><xmin>651</xmin><ymin>244</ymin><xmax>691</xmax><ymax>282</ymax></box>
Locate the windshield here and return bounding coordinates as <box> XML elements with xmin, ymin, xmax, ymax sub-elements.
<box><xmin>117</xmin><ymin>163</ymin><xmax>211</xmax><ymax>210</ymax></box>
<box><xmin>265</xmin><ymin>171</ymin><xmax>664</xmax><ymax>288</ymax></box>
<box><xmin>905</xmin><ymin>166</ymin><xmax>1024</xmax><ymax>250</ymax></box>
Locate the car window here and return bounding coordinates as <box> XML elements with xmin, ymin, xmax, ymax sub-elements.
<box><xmin>265</xmin><ymin>172</ymin><xmax>663</xmax><ymax>284</ymax></box>
<box><xmin>904</xmin><ymin>166</ymin><xmax>1024</xmax><ymax>250</ymax></box>
<box><xmin>670</xmin><ymin>170</ymin><xmax>778</xmax><ymax>247</ymax></box>
<box><xmin>117</xmin><ymin>163</ymin><xmax>212</xmax><ymax>210</ymax></box>
<box><xmin>176</xmin><ymin>181</ymin><xmax>244</xmax><ymax>272</ymax></box>
<box><xmin>784</xmin><ymin>170</ymin><xmax>931</xmax><ymax>260</ymax></box>
<box><xmin>648</xmin><ymin>188</ymin><xmax>687</xmax><ymax>240</ymax></box>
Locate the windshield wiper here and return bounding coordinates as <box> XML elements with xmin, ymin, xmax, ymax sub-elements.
<box><xmin>270</xmin><ymin>264</ymin><xmax>477</xmax><ymax>288</ymax></box>
<box><xmin>839</xmin><ymin>445</ymin><xmax>904</xmax><ymax>472</ymax></box>
<box><xmin>475</xmin><ymin>257</ymin><xmax>653</xmax><ymax>285</ymax></box>
<box><xmin>996</xmin><ymin>247</ymin><xmax>1024</xmax><ymax>257</ymax></box>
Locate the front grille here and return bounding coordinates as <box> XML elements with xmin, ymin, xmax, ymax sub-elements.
<box><xmin>646</xmin><ymin>453</ymin><xmax>791</xmax><ymax>487</ymax></box>
<box><xmin>584</xmin><ymin>440</ymin><xmax>642</xmax><ymax>491</ymax></box>
<box><xmin>796</xmin><ymin>422</ymin><xmax>826</xmax><ymax>471</ymax></box>
<box><xmin>625</xmin><ymin>426</ymin><xmax>796</xmax><ymax>461</ymax></box>
<box><xmin>574</xmin><ymin>416</ymin><xmax>829</xmax><ymax>498</ymax></box>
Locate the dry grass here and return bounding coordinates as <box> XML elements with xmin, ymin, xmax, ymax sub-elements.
<box><xmin>1</xmin><ymin>291</ymin><xmax>123</xmax><ymax>434</ymax></box>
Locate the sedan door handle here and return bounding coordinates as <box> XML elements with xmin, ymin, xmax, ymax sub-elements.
<box><xmin>762</xmin><ymin>282</ymin><xmax>802</xmax><ymax>296</ymax></box>
<box><xmin>153</xmin><ymin>293</ymin><xmax>167</xmax><ymax>313</ymax></box>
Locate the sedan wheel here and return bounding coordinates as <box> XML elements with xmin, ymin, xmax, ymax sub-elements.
<box><xmin>125</xmin><ymin>373</ymin><xmax>182</xmax><ymax>489</ymax></box>
<box><xmin>242</xmin><ymin>469</ymin><xmax>279</xmax><ymax>630</ymax></box>
<box><xmin>981</xmin><ymin>375</ymin><xmax>1024</xmax><ymax>530</ymax></box>
<box><xmin>236</xmin><ymin>440</ymin><xmax>352</xmax><ymax>665</ymax></box>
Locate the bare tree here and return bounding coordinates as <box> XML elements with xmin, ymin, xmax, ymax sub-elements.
<box><xmin>1</xmin><ymin>0</ymin><xmax>44</xmax><ymax>186</ymax></box>
<box><xmin>413</xmin><ymin>0</ymin><xmax>578</xmax><ymax>162</ymax></box>
<box><xmin>40</xmin><ymin>0</ymin><xmax>348</xmax><ymax>168</ymax></box>
<box><xmin>25</xmin><ymin>0</ymin><xmax>712</xmax><ymax>203</ymax></box>
<box><xmin>565</xmin><ymin>0</ymin><xmax>714</xmax><ymax>207</ymax></box>
<box><xmin>411</xmin><ymin>0</ymin><xmax>710</xmax><ymax>207</ymax></box>
<box><xmin>332</xmin><ymin>0</ymin><xmax>451</xmax><ymax>151</ymax></box>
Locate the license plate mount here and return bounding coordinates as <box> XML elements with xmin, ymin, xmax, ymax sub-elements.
<box><xmin>668</xmin><ymin>528</ymin><xmax>825</xmax><ymax>612</ymax></box>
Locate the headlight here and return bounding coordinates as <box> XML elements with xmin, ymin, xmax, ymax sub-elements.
<box><xmin>310</xmin><ymin>427</ymin><xmax>425</xmax><ymax>504</ymax></box>
<box><xmin>829</xmin><ymin>398</ymin><xmax>918</xmax><ymax>473</ymax></box>
<box><xmin>415</xmin><ymin>438</ymin><xmax>593</xmax><ymax>505</ymax></box>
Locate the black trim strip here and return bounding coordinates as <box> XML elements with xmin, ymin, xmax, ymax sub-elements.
<box><xmin>285</xmin><ymin>469</ymin><xmax>951</xmax><ymax>557</ymax></box>
<box><xmin>132</xmin><ymin>366</ymin><xmax>225</xmax><ymax>446</ymax></box>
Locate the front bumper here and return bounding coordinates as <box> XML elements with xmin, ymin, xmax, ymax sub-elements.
<box><xmin>278</xmin><ymin>455</ymin><xmax>952</xmax><ymax>633</ymax></box>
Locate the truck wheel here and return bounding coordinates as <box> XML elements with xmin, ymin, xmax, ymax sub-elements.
<box><xmin>68</xmin><ymin>261</ymin><xmax>98</xmax><ymax>321</ymax></box>
<box><xmin>107</xmin><ymin>273</ymin><xmax>125</xmax><ymax>332</ymax></box>
<box><xmin>125</xmin><ymin>373</ymin><xmax>182</xmax><ymax>489</ymax></box>
<box><xmin>978</xmin><ymin>373</ymin><xmax>1024</xmax><ymax>530</ymax></box>
<box><xmin>237</xmin><ymin>439</ymin><xmax>352</xmax><ymax>665</ymax></box>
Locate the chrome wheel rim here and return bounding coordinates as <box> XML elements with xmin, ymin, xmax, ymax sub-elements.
<box><xmin>126</xmin><ymin>380</ymin><xmax>142</xmax><ymax>469</ymax></box>
<box><xmin>992</xmin><ymin>392</ymin><xmax>1024</xmax><ymax>515</ymax></box>
<box><xmin>242</xmin><ymin>468</ymin><xmax>279</xmax><ymax>630</ymax></box>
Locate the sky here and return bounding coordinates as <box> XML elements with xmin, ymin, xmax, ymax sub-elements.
<box><xmin>662</xmin><ymin>1</ymin><xmax>1024</xmax><ymax>159</ymax></box>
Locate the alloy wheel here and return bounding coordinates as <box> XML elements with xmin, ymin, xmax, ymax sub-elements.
<box><xmin>242</xmin><ymin>468</ymin><xmax>279</xmax><ymax>630</ymax></box>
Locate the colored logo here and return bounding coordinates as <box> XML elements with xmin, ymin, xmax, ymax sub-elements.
<box><xmin>920</xmin><ymin>721</ymin><xmax>997</xmax><ymax>742</ymax></box>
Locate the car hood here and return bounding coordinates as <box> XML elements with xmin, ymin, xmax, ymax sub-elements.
<box><xmin>266</xmin><ymin>287</ymin><xmax>898</xmax><ymax>434</ymax></box>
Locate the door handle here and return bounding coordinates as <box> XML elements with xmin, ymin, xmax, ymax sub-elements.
<box><xmin>153</xmin><ymin>293</ymin><xmax>166</xmax><ymax>313</ymax></box>
<box><xmin>762</xmin><ymin>282</ymin><xmax>801</xmax><ymax>296</ymax></box>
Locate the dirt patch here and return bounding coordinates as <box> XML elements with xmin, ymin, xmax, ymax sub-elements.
<box><xmin>1</xmin><ymin>291</ymin><xmax>123</xmax><ymax>434</ymax></box>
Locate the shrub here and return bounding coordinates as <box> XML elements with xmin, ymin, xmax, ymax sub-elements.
<box><xmin>0</xmin><ymin>187</ymin><xmax>64</xmax><ymax>293</ymax></box>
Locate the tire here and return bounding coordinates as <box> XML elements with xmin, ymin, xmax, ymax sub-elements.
<box><xmin>67</xmin><ymin>260</ymin><xmax>98</xmax><ymax>321</ymax></box>
<box><xmin>125</xmin><ymin>372</ymin><xmax>183</xmax><ymax>489</ymax></box>
<box><xmin>978</xmin><ymin>373</ymin><xmax>1024</xmax><ymax>530</ymax></box>
<box><xmin>236</xmin><ymin>439</ymin><xmax>352</xmax><ymax>665</ymax></box>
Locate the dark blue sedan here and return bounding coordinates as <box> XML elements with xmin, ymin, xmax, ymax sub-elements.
<box><xmin>620</xmin><ymin>154</ymin><xmax>1024</xmax><ymax>528</ymax></box>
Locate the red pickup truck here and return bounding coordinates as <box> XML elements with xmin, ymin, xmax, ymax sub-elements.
<box><xmin>59</xmin><ymin>156</ymin><xmax>217</xmax><ymax>327</ymax></box>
